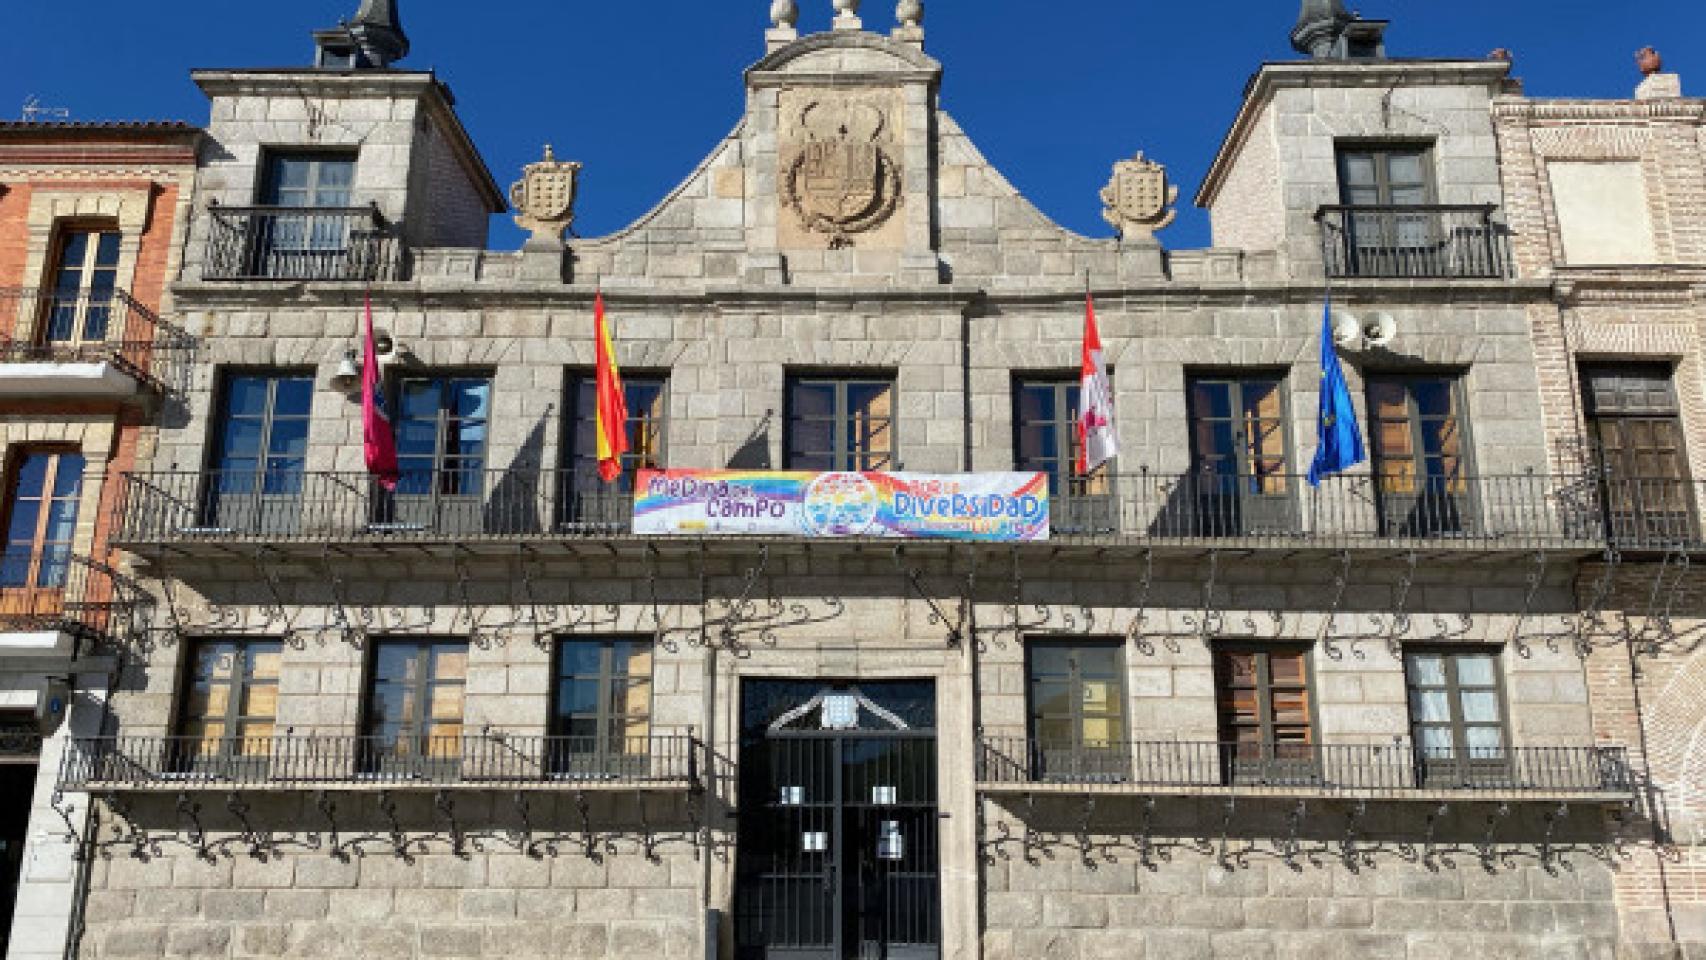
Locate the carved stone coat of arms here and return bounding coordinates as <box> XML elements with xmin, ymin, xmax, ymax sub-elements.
<box><xmin>510</xmin><ymin>145</ymin><xmax>583</xmax><ymax>245</ymax></box>
<box><xmin>1101</xmin><ymin>152</ymin><xmax>1178</xmax><ymax>241</ymax></box>
<box><xmin>782</xmin><ymin>97</ymin><xmax>901</xmax><ymax>248</ymax></box>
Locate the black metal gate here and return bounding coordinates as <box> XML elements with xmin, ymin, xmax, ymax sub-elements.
<box><xmin>735</xmin><ymin>681</ymin><xmax>940</xmax><ymax>960</ymax></box>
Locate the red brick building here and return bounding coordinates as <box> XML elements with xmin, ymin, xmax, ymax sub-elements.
<box><xmin>0</xmin><ymin>121</ymin><xmax>198</xmax><ymax>960</ymax></box>
<box><xmin>1495</xmin><ymin>59</ymin><xmax>1706</xmax><ymax>952</ymax></box>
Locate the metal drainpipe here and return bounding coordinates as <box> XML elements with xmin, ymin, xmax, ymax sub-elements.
<box><xmin>699</xmin><ymin>540</ymin><xmax>720</xmax><ymax>960</ymax></box>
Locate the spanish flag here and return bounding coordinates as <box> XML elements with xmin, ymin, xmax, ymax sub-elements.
<box><xmin>594</xmin><ymin>291</ymin><xmax>630</xmax><ymax>483</ymax></box>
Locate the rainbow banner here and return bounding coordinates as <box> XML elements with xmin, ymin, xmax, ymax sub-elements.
<box><xmin>633</xmin><ymin>470</ymin><xmax>1050</xmax><ymax>541</ymax></box>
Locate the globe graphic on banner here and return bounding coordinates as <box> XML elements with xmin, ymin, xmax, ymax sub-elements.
<box><xmin>802</xmin><ymin>472</ymin><xmax>880</xmax><ymax>537</ymax></box>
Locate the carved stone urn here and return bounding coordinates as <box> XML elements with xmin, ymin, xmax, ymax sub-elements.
<box><xmin>1637</xmin><ymin>47</ymin><xmax>1663</xmax><ymax>76</ymax></box>
<box><xmin>896</xmin><ymin>0</ymin><xmax>923</xmax><ymax>28</ymax></box>
<box><xmin>770</xmin><ymin>0</ymin><xmax>798</xmax><ymax>28</ymax></box>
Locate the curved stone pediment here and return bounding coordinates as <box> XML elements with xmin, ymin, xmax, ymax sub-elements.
<box><xmin>555</xmin><ymin>28</ymin><xmax>1179</xmax><ymax>289</ymax></box>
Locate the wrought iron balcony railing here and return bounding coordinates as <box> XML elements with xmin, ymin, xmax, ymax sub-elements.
<box><xmin>0</xmin><ymin>288</ymin><xmax>194</xmax><ymax>392</ymax></box>
<box><xmin>1316</xmin><ymin>204</ymin><xmax>1510</xmax><ymax>279</ymax></box>
<box><xmin>203</xmin><ymin>203</ymin><xmax>403</xmax><ymax>282</ymax></box>
<box><xmin>0</xmin><ymin>553</ymin><xmax>149</xmax><ymax>651</ymax></box>
<box><xmin>975</xmin><ymin>737</ymin><xmax>1635</xmax><ymax>799</ymax></box>
<box><xmin>1596</xmin><ymin>476</ymin><xmax>1706</xmax><ymax>551</ymax></box>
<box><xmin>112</xmin><ymin>467</ymin><xmax>1604</xmax><ymax>551</ymax></box>
<box><xmin>59</xmin><ymin>731</ymin><xmax>700</xmax><ymax>791</ymax></box>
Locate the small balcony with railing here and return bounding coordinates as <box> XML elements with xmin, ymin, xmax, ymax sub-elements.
<box><xmin>975</xmin><ymin>736</ymin><xmax>1635</xmax><ymax>804</ymax></box>
<box><xmin>0</xmin><ymin>288</ymin><xmax>194</xmax><ymax>397</ymax></box>
<box><xmin>202</xmin><ymin>202</ymin><xmax>404</xmax><ymax>282</ymax></box>
<box><xmin>1315</xmin><ymin>204</ymin><xmax>1511</xmax><ymax>280</ymax></box>
<box><xmin>0</xmin><ymin>553</ymin><xmax>148</xmax><ymax>656</ymax></box>
<box><xmin>58</xmin><ymin>730</ymin><xmax>701</xmax><ymax>793</ymax></box>
<box><xmin>110</xmin><ymin>467</ymin><xmax>1608</xmax><ymax>556</ymax></box>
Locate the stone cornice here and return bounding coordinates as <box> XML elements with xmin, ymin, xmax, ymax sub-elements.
<box><xmin>746</xmin><ymin>31</ymin><xmax>942</xmax><ymax>86</ymax></box>
<box><xmin>168</xmin><ymin>277</ymin><xmax>1556</xmax><ymax>314</ymax></box>
<box><xmin>1492</xmin><ymin>96</ymin><xmax>1706</xmax><ymax>124</ymax></box>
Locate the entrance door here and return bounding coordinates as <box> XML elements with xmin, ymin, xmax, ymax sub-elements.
<box><xmin>736</xmin><ymin>681</ymin><xmax>940</xmax><ymax>960</ymax></box>
<box><xmin>0</xmin><ymin>757</ymin><xmax>38</xmax><ymax>955</ymax></box>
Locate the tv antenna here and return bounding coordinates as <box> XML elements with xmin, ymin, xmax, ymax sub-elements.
<box><xmin>21</xmin><ymin>96</ymin><xmax>70</xmax><ymax>122</ymax></box>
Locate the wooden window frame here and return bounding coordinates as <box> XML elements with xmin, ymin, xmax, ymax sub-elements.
<box><xmin>41</xmin><ymin>223</ymin><xmax>122</xmax><ymax>347</ymax></box>
<box><xmin>1012</xmin><ymin>376</ymin><xmax>1116</xmax><ymax>534</ymax></box>
<box><xmin>1404</xmin><ymin>646</ymin><xmax>1513</xmax><ymax>787</ymax></box>
<box><xmin>1213</xmin><ymin>644</ymin><xmax>1320</xmax><ymax>784</ymax></box>
<box><xmin>552</xmin><ymin>636</ymin><xmax>655</xmax><ymax>777</ymax></box>
<box><xmin>565</xmin><ymin>371</ymin><xmax>670</xmax><ymax>486</ymax></box>
<box><xmin>784</xmin><ymin>373</ymin><xmax>897</xmax><ymax>472</ymax></box>
<box><xmin>359</xmin><ymin>638</ymin><xmax>469</xmax><ymax>775</ymax></box>
<box><xmin>171</xmin><ymin>638</ymin><xmax>284</xmax><ymax>769</ymax></box>
<box><xmin>259</xmin><ymin>150</ymin><xmax>359</xmax><ymax>209</ymax></box>
<box><xmin>1334</xmin><ymin>142</ymin><xmax>1438</xmax><ymax>207</ymax></box>
<box><xmin>391</xmin><ymin>373</ymin><xmax>494</xmax><ymax>497</ymax></box>
<box><xmin>1023</xmin><ymin>638</ymin><xmax>1129</xmax><ymax>782</ymax></box>
<box><xmin>1</xmin><ymin>448</ymin><xmax>85</xmax><ymax>595</ymax></box>
<box><xmin>1185</xmin><ymin>371</ymin><xmax>1294</xmax><ymax>482</ymax></box>
<box><xmin>207</xmin><ymin>370</ymin><xmax>317</xmax><ymax>480</ymax></box>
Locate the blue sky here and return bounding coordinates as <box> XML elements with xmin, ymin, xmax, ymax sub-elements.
<box><xmin>3</xmin><ymin>1</ymin><xmax>1697</xmax><ymax>250</ymax></box>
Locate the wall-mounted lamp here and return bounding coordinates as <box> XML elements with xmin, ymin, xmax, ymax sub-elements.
<box><xmin>330</xmin><ymin>349</ymin><xmax>361</xmax><ymax>393</ymax></box>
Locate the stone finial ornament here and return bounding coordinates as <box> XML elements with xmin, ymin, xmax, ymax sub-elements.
<box><xmin>1100</xmin><ymin>153</ymin><xmax>1178</xmax><ymax>241</ymax></box>
<box><xmin>1291</xmin><ymin>0</ymin><xmax>1353</xmax><ymax>58</ymax></box>
<box><xmin>509</xmin><ymin>145</ymin><xmax>582</xmax><ymax>247</ymax></box>
<box><xmin>1637</xmin><ymin>47</ymin><xmax>1663</xmax><ymax>76</ymax></box>
<box><xmin>770</xmin><ymin>0</ymin><xmax>799</xmax><ymax>28</ymax></box>
<box><xmin>896</xmin><ymin>0</ymin><xmax>923</xmax><ymax>28</ymax></box>
<box><xmin>833</xmin><ymin>0</ymin><xmax>862</xmax><ymax>30</ymax></box>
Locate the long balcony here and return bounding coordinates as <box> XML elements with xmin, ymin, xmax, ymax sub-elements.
<box><xmin>0</xmin><ymin>288</ymin><xmax>194</xmax><ymax>396</ymax></box>
<box><xmin>203</xmin><ymin>203</ymin><xmax>404</xmax><ymax>282</ymax></box>
<box><xmin>0</xmin><ymin>554</ymin><xmax>148</xmax><ymax>654</ymax></box>
<box><xmin>1316</xmin><ymin>204</ymin><xmax>1510</xmax><ymax>279</ymax></box>
<box><xmin>976</xmin><ymin>737</ymin><xmax>1634</xmax><ymax>803</ymax></box>
<box><xmin>59</xmin><ymin>731</ymin><xmax>700</xmax><ymax>792</ymax></box>
<box><xmin>113</xmin><ymin>468</ymin><xmax>1605</xmax><ymax>554</ymax></box>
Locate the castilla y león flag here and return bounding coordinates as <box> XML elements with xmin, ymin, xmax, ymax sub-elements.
<box><xmin>361</xmin><ymin>294</ymin><xmax>399</xmax><ymax>491</ymax></box>
<box><xmin>1077</xmin><ymin>293</ymin><xmax>1118</xmax><ymax>476</ymax></box>
<box><xmin>594</xmin><ymin>291</ymin><xmax>630</xmax><ymax>483</ymax></box>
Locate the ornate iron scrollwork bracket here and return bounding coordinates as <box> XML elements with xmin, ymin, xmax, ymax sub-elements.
<box><xmin>1635</xmin><ymin>546</ymin><xmax>1690</xmax><ymax>655</ymax></box>
<box><xmin>1339</xmin><ymin>799</ymin><xmax>1369</xmax><ymax>872</ymax></box>
<box><xmin>719</xmin><ymin>544</ymin><xmax>774</xmax><ymax>649</ymax></box>
<box><xmin>318</xmin><ymin>546</ymin><xmax>365</xmax><ymax>649</ymax></box>
<box><xmin>1538</xmin><ymin>803</ymin><xmax>1569</xmax><ymax>875</ymax></box>
<box><xmin>1478</xmin><ymin>803</ymin><xmax>1513</xmax><ymax>873</ymax></box>
<box><xmin>451</xmin><ymin>547</ymin><xmax>493</xmax><ymax>650</ymax></box>
<box><xmin>1126</xmin><ymin>548</ymin><xmax>1176</xmax><ymax>655</ymax></box>
<box><xmin>1511</xmin><ymin>550</ymin><xmax>1549</xmax><ymax>659</ymax></box>
<box><xmin>1421</xmin><ymin>802</ymin><xmax>1451</xmax><ymax>871</ymax></box>
<box><xmin>1383</xmin><ymin>550</ymin><xmax>1420</xmax><ymax>660</ymax></box>
<box><xmin>1320</xmin><ymin>550</ymin><xmax>1357</xmax><ymax>661</ymax></box>
<box><xmin>1573</xmin><ymin>548</ymin><xmax>1621</xmax><ymax>658</ymax></box>
<box><xmin>892</xmin><ymin>545</ymin><xmax>973</xmax><ymax>648</ymax></box>
<box><xmin>176</xmin><ymin>792</ymin><xmax>215</xmax><ymax>863</ymax></box>
<box><xmin>1185</xmin><ymin>550</ymin><xmax>1226</xmax><ymax>642</ymax></box>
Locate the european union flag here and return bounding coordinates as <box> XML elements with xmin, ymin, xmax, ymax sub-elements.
<box><xmin>1308</xmin><ymin>297</ymin><xmax>1366</xmax><ymax>487</ymax></box>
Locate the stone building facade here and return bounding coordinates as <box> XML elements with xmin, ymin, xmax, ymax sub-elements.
<box><xmin>0</xmin><ymin>120</ymin><xmax>200</xmax><ymax>960</ymax></box>
<box><xmin>11</xmin><ymin>2</ymin><xmax>1700</xmax><ymax>959</ymax></box>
